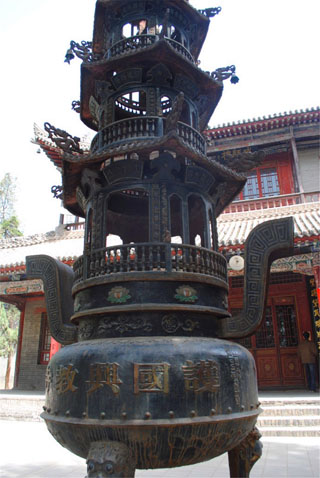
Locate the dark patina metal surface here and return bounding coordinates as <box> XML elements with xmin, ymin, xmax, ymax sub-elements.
<box><xmin>26</xmin><ymin>1</ymin><xmax>296</xmax><ymax>476</ymax></box>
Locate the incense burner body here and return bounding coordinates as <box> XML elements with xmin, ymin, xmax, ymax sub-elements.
<box><xmin>43</xmin><ymin>336</ymin><xmax>259</xmax><ymax>469</ymax></box>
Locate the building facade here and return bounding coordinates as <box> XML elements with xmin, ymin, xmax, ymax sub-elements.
<box><xmin>0</xmin><ymin>107</ymin><xmax>319</xmax><ymax>391</ymax></box>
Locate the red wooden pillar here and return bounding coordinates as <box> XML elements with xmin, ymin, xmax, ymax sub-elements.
<box><xmin>313</xmin><ymin>266</ymin><xmax>320</xmax><ymax>304</ymax></box>
<box><xmin>49</xmin><ymin>338</ymin><xmax>61</xmax><ymax>359</ymax></box>
<box><xmin>14</xmin><ymin>306</ymin><xmax>25</xmax><ymax>388</ymax></box>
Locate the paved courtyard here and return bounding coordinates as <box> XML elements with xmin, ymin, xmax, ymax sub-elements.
<box><xmin>0</xmin><ymin>420</ymin><xmax>319</xmax><ymax>478</ymax></box>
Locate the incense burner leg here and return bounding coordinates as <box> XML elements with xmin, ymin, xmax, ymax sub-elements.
<box><xmin>228</xmin><ymin>427</ymin><xmax>262</xmax><ymax>478</ymax></box>
<box><xmin>85</xmin><ymin>441</ymin><xmax>136</xmax><ymax>477</ymax></box>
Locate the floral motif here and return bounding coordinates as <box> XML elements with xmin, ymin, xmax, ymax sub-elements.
<box><xmin>174</xmin><ymin>285</ymin><xmax>198</xmax><ymax>303</ymax></box>
<box><xmin>161</xmin><ymin>315</ymin><xmax>180</xmax><ymax>333</ymax></box>
<box><xmin>78</xmin><ymin>321</ymin><xmax>94</xmax><ymax>340</ymax></box>
<box><xmin>107</xmin><ymin>287</ymin><xmax>131</xmax><ymax>304</ymax></box>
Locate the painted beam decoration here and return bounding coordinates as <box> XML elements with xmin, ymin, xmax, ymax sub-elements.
<box><xmin>307</xmin><ymin>276</ymin><xmax>320</xmax><ymax>351</ymax></box>
<box><xmin>0</xmin><ymin>280</ymin><xmax>43</xmax><ymax>295</ymax></box>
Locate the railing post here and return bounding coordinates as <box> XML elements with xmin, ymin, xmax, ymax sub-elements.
<box><xmin>166</xmin><ymin>244</ymin><xmax>172</xmax><ymax>272</ymax></box>
<box><xmin>157</xmin><ymin>118</ymin><xmax>164</xmax><ymax>137</ymax></box>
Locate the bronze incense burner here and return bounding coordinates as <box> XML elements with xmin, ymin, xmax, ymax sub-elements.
<box><xmin>27</xmin><ymin>1</ymin><xmax>294</xmax><ymax>476</ymax></box>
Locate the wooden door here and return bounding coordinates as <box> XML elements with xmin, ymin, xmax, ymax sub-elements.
<box><xmin>253</xmin><ymin>297</ymin><xmax>304</xmax><ymax>388</ymax></box>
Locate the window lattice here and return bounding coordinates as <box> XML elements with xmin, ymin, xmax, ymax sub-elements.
<box><xmin>242</xmin><ymin>171</ymin><xmax>259</xmax><ymax>199</ymax></box>
<box><xmin>38</xmin><ymin>313</ymin><xmax>51</xmax><ymax>365</ymax></box>
<box><xmin>260</xmin><ymin>168</ymin><xmax>280</xmax><ymax>197</ymax></box>
<box><xmin>276</xmin><ymin>304</ymin><xmax>299</xmax><ymax>347</ymax></box>
<box><xmin>255</xmin><ymin>306</ymin><xmax>275</xmax><ymax>348</ymax></box>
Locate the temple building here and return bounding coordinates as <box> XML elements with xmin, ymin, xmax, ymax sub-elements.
<box><xmin>0</xmin><ymin>107</ymin><xmax>319</xmax><ymax>391</ymax></box>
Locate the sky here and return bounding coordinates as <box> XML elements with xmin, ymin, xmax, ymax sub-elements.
<box><xmin>0</xmin><ymin>0</ymin><xmax>319</xmax><ymax>237</ymax></box>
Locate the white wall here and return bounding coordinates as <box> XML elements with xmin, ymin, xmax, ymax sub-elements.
<box><xmin>299</xmin><ymin>148</ymin><xmax>320</xmax><ymax>193</ymax></box>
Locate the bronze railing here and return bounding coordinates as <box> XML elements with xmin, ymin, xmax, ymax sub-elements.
<box><xmin>91</xmin><ymin>117</ymin><xmax>206</xmax><ymax>156</ymax></box>
<box><xmin>106</xmin><ymin>35</ymin><xmax>195</xmax><ymax>64</ymax></box>
<box><xmin>177</xmin><ymin>122</ymin><xmax>206</xmax><ymax>155</ymax></box>
<box><xmin>73</xmin><ymin>243</ymin><xmax>227</xmax><ymax>284</ymax></box>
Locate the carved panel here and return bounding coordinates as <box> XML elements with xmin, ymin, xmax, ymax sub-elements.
<box><xmin>174</xmin><ymin>74</ymin><xmax>199</xmax><ymax>98</ymax></box>
<box><xmin>92</xmin><ymin>192</ymin><xmax>104</xmax><ymax>250</ymax></box>
<box><xmin>280</xmin><ymin>352</ymin><xmax>304</xmax><ymax>384</ymax></box>
<box><xmin>95</xmin><ymin>80</ymin><xmax>112</xmax><ymax>102</ymax></box>
<box><xmin>161</xmin><ymin>184</ymin><xmax>168</xmax><ymax>241</ymax></box>
<box><xmin>89</xmin><ymin>95</ymin><xmax>100</xmax><ymax>123</ymax></box>
<box><xmin>186</xmin><ymin>165</ymin><xmax>215</xmax><ymax>192</ymax></box>
<box><xmin>147</xmin><ymin>64</ymin><xmax>172</xmax><ymax>86</ymax></box>
<box><xmin>102</xmin><ymin>160</ymin><xmax>143</xmax><ymax>184</ymax></box>
<box><xmin>256</xmin><ymin>353</ymin><xmax>280</xmax><ymax>383</ymax></box>
<box><xmin>111</xmin><ymin>68</ymin><xmax>143</xmax><ymax>90</ymax></box>
<box><xmin>147</xmin><ymin>87</ymin><xmax>160</xmax><ymax>116</ymax></box>
<box><xmin>151</xmin><ymin>184</ymin><xmax>161</xmax><ymax>241</ymax></box>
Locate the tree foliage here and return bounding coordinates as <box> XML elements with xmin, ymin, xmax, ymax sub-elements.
<box><xmin>0</xmin><ymin>303</ymin><xmax>19</xmax><ymax>358</ymax></box>
<box><xmin>0</xmin><ymin>173</ymin><xmax>22</xmax><ymax>239</ymax></box>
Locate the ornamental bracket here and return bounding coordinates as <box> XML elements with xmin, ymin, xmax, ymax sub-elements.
<box><xmin>44</xmin><ymin>122</ymin><xmax>83</xmax><ymax>155</ymax></box>
<box><xmin>198</xmin><ymin>7</ymin><xmax>222</xmax><ymax>18</ymax></box>
<box><xmin>211</xmin><ymin>65</ymin><xmax>239</xmax><ymax>84</ymax></box>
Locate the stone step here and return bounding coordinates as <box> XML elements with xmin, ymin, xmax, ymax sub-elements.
<box><xmin>259</xmin><ymin>399</ymin><xmax>320</xmax><ymax>407</ymax></box>
<box><xmin>257</xmin><ymin>415</ymin><xmax>320</xmax><ymax>427</ymax></box>
<box><xmin>261</xmin><ymin>405</ymin><xmax>320</xmax><ymax>416</ymax></box>
<box><xmin>259</xmin><ymin>426</ymin><xmax>320</xmax><ymax>437</ymax></box>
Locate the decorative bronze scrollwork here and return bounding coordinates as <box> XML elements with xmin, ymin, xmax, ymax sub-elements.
<box><xmin>211</xmin><ymin>65</ymin><xmax>239</xmax><ymax>84</ymax></box>
<box><xmin>51</xmin><ymin>185</ymin><xmax>63</xmax><ymax>199</ymax></box>
<box><xmin>199</xmin><ymin>7</ymin><xmax>222</xmax><ymax>18</ymax></box>
<box><xmin>25</xmin><ymin>255</ymin><xmax>77</xmax><ymax>345</ymax></box>
<box><xmin>221</xmin><ymin>217</ymin><xmax>295</xmax><ymax>338</ymax></box>
<box><xmin>71</xmin><ymin>100</ymin><xmax>81</xmax><ymax>113</ymax></box>
<box><xmin>64</xmin><ymin>40</ymin><xmax>95</xmax><ymax>63</ymax></box>
<box><xmin>44</xmin><ymin>122</ymin><xmax>83</xmax><ymax>155</ymax></box>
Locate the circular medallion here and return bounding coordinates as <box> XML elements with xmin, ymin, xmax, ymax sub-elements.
<box><xmin>161</xmin><ymin>315</ymin><xmax>179</xmax><ymax>333</ymax></box>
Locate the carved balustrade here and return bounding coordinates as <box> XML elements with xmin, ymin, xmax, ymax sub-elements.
<box><xmin>177</xmin><ymin>122</ymin><xmax>207</xmax><ymax>155</ymax></box>
<box><xmin>73</xmin><ymin>243</ymin><xmax>227</xmax><ymax>284</ymax></box>
<box><xmin>91</xmin><ymin>117</ymin><xmax>206</xmax><ymax>155</ymax></box>
<box><xmin>106</xmin><ymin>35</ymin><xmax>195</xmax><ymax>63</ymax></box>
<box><xmin>162</xmin><ymin>37</ymin><xmax>195</xmax><ymax>63</ymax></box>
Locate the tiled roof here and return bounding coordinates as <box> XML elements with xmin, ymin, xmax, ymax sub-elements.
<box><xmin>205</xmin><ymin>106</ymin><xmax>320</xmax><ymax>141</ymax></box>
<box><xmin>218</xmin><ymin>202</ymin><xmax>320</xmax><ymax>248</ymax></box>
<box><xmin>0</xmin><ymin>226</ymin><xmax>84</xmax><ymax>273</ymax></box>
